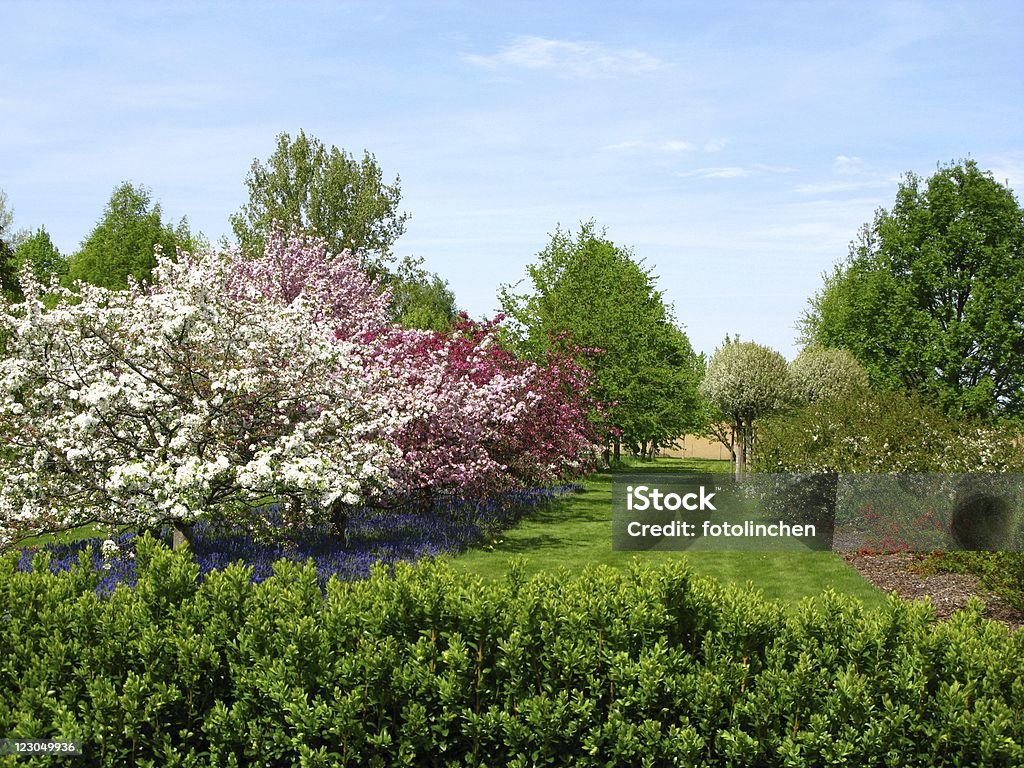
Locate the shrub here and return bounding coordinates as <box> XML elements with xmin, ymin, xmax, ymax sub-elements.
<box><xmin>755</xmin><ymin>389</ymin><xmax>1022</xmax><ymax>474</ymax></box>
<box><xmin>1</xmin><ymin>541</ymin><xmax>1021</xmax><ymax>766</ymax></box>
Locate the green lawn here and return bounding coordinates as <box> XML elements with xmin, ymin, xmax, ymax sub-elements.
<box><xmin>454</xmin><ymin>458</ymin><xmax>888</xmax><ymax>608</ymax></box>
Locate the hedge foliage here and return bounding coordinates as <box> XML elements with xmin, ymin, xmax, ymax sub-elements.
<box><xmin>755</xmin><ymin>389</ymin><xmax>1023</xmax><ymax>474</ymax></box>
<box><xmin>2</xmin><ymin>537</ymin><xmax>1023</xmax><ymax>767</ymax></box>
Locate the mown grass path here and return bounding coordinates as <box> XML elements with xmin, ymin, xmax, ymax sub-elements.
<box><xmin>455</xmin><ymin>458</ymin><xmax>887</xmax><ymax>608</ymax></box>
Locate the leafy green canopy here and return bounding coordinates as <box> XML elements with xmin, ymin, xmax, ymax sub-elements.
<box><xmin>13</xmin><ymin>227</ymin><xmax>65</xmax><ymax>288</ymax></box>
<box><xmin>0</xmin><ymin>189</ymin><xmax>24</xmax><ymax>300</ymax></box>
<box><xmin>230</xmin><ymin>130</ymin><xmax>409</xmax><ymax>270</ymax></box>
<box><xmin>801</xmin><ymin>159</ymin><xmax>1024</xmax><ymax>420</ymax></box>
<box><xmin>230</xmin><ymin>130</ymin><xmax>457</xmax><ymax>330</ymax></box>
<box><xmin>500</xmin><ymin>221</ymin><xmax>703</xmax><ymax>453</ymax></box>
<box><xmin>387</xmin><ymin>255</ymin><xmax>458</xmax><ymax>332</ymax></box>
<box><xmin>66</xmin><ymin>182</ymin><xmax>201</xmax><ymax>290</ymax></box>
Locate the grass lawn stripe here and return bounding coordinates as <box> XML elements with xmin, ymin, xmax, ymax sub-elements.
<box><xmin>454</xmin><ymin>458</ymin><xmax>888</xmax><ymax>608</ymax></box>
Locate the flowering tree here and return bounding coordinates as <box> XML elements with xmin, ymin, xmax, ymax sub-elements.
<box><xmin>235</xmin><ymin>229</ymin><xmax>602</xmax><ymax>506</ymax></box>
<box><xmin>699</xmin><ymin>340</ymin><xmax>791</xmax><ymax>481</ymax></box>
<box><xmin>0</xmin><ymin>228</ymin><xmax>601</xmax><ymax>549</ymax></box>
<box><xmin>368</xmin><ymin>316</ymin><xmax>601</xmax><ymax>504</ymax></box>
<box><xmin>226</xmin><ymin>226</ymin><xmax>391</xmax><ymax>337</ymax></box>
<box><xmin>788</xmin><ymin>346</ymin><xmax>869</xmax><ymax>405</ymax></box>
<box><xmin>0</xmin><ymin>249</ymin><xmax>398</xmax><ymax>548</ymax></box>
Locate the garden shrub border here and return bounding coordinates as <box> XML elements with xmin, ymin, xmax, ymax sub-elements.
<box><xmin>1</xmin><ymin>537</ymin><xmax>1022</xmax><ymax>767</ymax></box>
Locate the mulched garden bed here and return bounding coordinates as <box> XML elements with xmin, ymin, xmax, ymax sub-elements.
<box><xmin>842</xmin><ymin>551</ymin><xmax>1024</xmax><ymax>631</ymax></box>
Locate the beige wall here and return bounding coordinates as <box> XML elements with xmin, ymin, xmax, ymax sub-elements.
<box><xmin>660</xmin><ymin>435</ymin><xmax>732</xmax><ymax>461</ymax></box>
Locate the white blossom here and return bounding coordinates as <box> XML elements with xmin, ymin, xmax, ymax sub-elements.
<box><xmin>0</xmin><ymin>246</ymin><xmax>398</xmax><ymax>542</ymax></box>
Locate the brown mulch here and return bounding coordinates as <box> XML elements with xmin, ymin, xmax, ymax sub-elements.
<box><xmin>842</xmin><ymin>551</ymin><xmax>1024</xmax><ymax>632</ymax></box>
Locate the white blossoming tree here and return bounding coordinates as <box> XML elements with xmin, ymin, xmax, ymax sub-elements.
<box><xmin>0</xmin><ymin>248</ymin><xmax>399</xmax><ymax>548</ymax></box>
<box><xmin>699</xmin><ymin>340</ymin><xmax>791</xmax><ymax>481</ymax></box>
<box><xmin>788</xmin><ymin>346</ymin><xmax>869</xmax><ymax>405</ymax></box>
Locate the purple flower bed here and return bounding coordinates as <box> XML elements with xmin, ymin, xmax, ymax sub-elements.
<box><xmin>15</xmin><ymin>485</ymin><xmax>580</xmax><ymax>595</ymax></box>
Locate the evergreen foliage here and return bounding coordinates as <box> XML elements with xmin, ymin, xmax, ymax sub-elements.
<box><xmin>1</xmin><ymin>547</ymin><xmax>1021</xmax><ymax>766</ymax></box>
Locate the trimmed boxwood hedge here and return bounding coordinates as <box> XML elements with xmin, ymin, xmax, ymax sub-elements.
<box><xmin>1</xmin><ymin>536</ymin><xmax>1022</xmax><ymax>767</ymax></box>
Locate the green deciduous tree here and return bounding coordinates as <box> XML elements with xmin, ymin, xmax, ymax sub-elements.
<box><xmin>699</xmin><ymin>339</ymin><xmax>790</xmax><ymax>480</ymax></box>
<box><xmin>230</xmin><ymin>130</ymin><xmax>408</xmax><ymax>270</ymax></box>
<box><xmin>66</xmin><ymin>182</ymin><xmax>202</xmax><ymax>290</ymax></box>
<box><xmin>0</xmin><ymin>247</ymin><xmax>14</xmax><ymax>302</ymax></box>
<box><xmin>0</xmin><ymin>190</ymin><xmax>27</xmax><ymax>300</ymax></box>
<box><xmin>13</xmin><ymin>227</ymin><xmax>66</xmax><ymax>288</ymax></box>
<box><xmin>500</xmin><ymin>221</ymin><xmax>703</xmax><ymax>461</ymax></box>
<box><xmin>230</xmin><ymin>130</ymin><xmax>454</xmax><ymax>328</ymax></box>
<box><xmin>801</xmin><ymin>159</ymin><xmax>1024</xmax><ymax>420</ymax></box>
<box><xmin>387</xmin><ymin>255</ymin><xmax>458</xmax><ymax>332</ymax></box>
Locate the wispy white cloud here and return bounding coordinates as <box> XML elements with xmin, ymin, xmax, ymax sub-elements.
<box><xmin>677</xmin><ymin>163</ymin><xmax>796</xmax><ymax>179</ymax></box>
<box><xmin>659</xmin><ymin>140</ymin><xmax>694</xmax><ymax>153</ymax></box>
<box><xmin>678</xmin><ymin>166</ymin><xmax>750</xmax><ymax>179</ymax></box>
<box><xmin>464</xmin><ymin>36</ymin><xmax>660</xmax><ymax>78</ymax></box>
<box><xmin>833</xmin><ymin>154</ymin><xmax>864</xmax><ymax>174</ymax></box>
<box><xmin>703</xmin><ymin>138</ymin><xmax>729</xmax><ymax>153</ymax></box>
<box><xmin>794</xmin><ymin>178</ymin><xmax>896</xmax><ymax>195</ymax></box>
<box><xmin>985</xmin><ymin>152</ymin><xmax>1024</xmax><ymax>193</ymax></box>
<box><xmin>794</xmin><ymin>157</ymin><xmax>900</xmax><ymax>195</ymax></box>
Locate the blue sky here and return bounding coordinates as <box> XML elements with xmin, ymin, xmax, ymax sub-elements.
<box><xmin>3</xmin><ymin>0</ymin><xmax>1022</xmax><ymax>358</ymax></box>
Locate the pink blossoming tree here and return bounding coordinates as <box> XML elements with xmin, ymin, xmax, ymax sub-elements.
<box><xmin>232</xmin><ymin>228</ymin><xmax>602</xmax><ymax>508</ymax></box>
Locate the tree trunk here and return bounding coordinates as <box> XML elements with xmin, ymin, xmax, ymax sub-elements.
<box><xmin>733</xmin><ymin>420</ymin><xmax>744</xmax><ymax>482</ymax></box>
<box><xmin>744</xmin><ymin>417</ymin><xmax>754</xmax><ymax>479</ymax></box>
<box><xmin>172</xmin><ymin>522</ymin><xmax>194</xmax><ymax>550</ymax></box>
<box><xmin>329</xmin><ymin>499</ymin><xmax>350</xmax><ymax>549</ymax></box>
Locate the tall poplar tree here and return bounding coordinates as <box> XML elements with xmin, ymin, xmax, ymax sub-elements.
<box><xmin>230</xmin><ymin>130</ymin><xmax>408</xmax><ymax>270</ymax></box>
<box><xmin>231</xmin><ymin>131</ymin><xmax>456</xmax><ymax>328</ymax></box>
